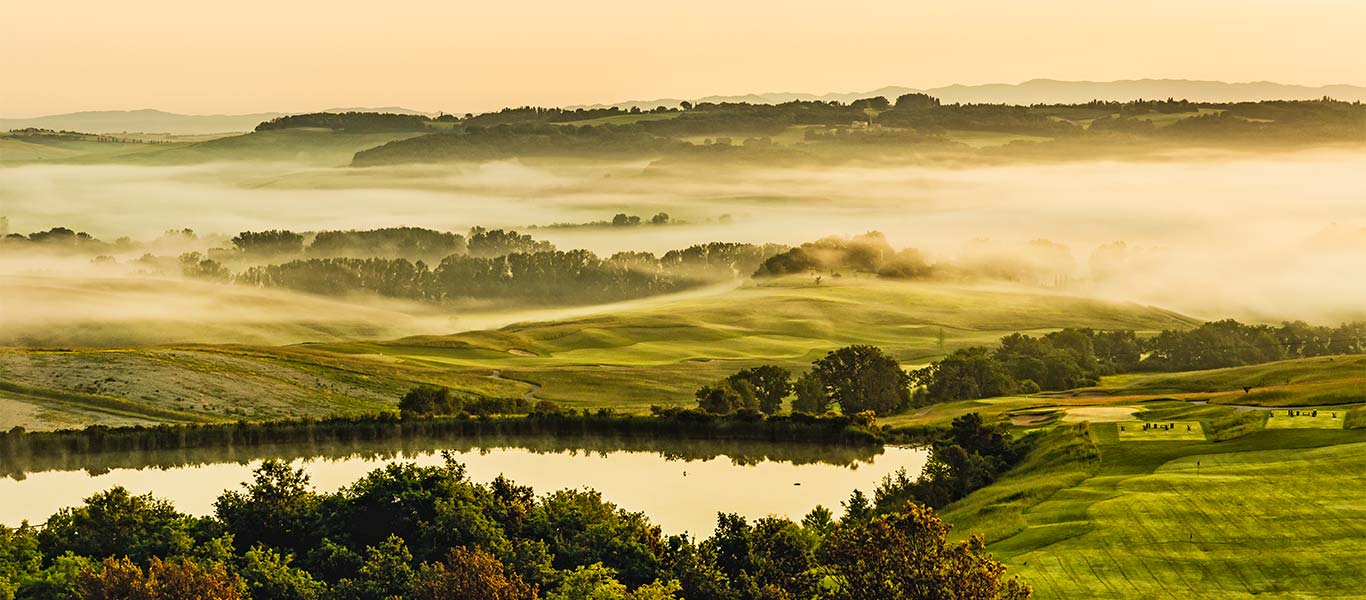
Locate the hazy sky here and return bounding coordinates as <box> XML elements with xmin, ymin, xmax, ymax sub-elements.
<box><xmin>3</xmin><ymin>0</ymin><xmax>1363</xmax><ymax>117</ymax></box>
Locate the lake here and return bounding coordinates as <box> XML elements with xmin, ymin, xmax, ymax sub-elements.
<box><xmin>0</xmin><ymin>435</ymin><xmax>928</xmax><ymax>534</ymax></box>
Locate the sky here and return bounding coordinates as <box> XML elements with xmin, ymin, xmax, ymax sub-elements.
<box><xmin>2</xmin><ymin>0</ymin><xmax>1364</xmax><ymax>117</ymax></box>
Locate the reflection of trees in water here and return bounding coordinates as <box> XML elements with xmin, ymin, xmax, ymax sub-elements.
<box><xmin>2</xmin><ymin>434</ymin><xmax>888</xmax><ymax>481</ymax></box>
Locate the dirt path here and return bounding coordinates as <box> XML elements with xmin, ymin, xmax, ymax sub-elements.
<box><xmin>490</xmin><ymin>370</ymin><xmax>542</xmax><ymax>400</ymax></box>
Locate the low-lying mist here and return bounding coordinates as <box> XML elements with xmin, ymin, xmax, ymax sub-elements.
<box><xmin>3</xmin><ymin>148</ymin><xmax>1365</xmax><ymax>346</ymax></box>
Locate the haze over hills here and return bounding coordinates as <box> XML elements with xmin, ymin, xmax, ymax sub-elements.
<box><xmin>5</xmin><ymin>79</ymin><xmax>1364</xmax><ymax>136</ymax></box>
<box><xmin>575</xmin><ymin>78</ymin><xmax>1366</xmax><ymax>110</ymax></box>
<box><xmin>0</xmin><ymin>107</ymin><xmax>434</xmax><ymax>135</ymax></box>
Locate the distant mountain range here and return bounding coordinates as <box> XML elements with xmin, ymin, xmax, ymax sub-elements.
<box><xmin>0</xmin><ymin>107</ymin><xmax>433</xmax><ymax>136</ymax></box>
<box><xmin>573</xmin><ymin>79</ymin><xmax>1366</xmax><ymax>110</ymax></box>
<box><xmin>6</xmin><ymin>80</ymin><xmax>1363</xmax><ymax>135</ymax></box>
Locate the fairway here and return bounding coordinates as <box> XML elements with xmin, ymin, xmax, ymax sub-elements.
<box><xmin>1007</xmin><ymin>438</ymin><xmax>1366</xmax><ymax>598</ymax></box>
<box><xmin>942</xmin><ymin>422</ymin><xmax>1366</xmax><ymax>599</ymax></box>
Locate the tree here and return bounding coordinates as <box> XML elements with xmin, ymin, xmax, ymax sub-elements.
<box><xmin>841</xmin><ymin>490</ymin><xmax>873</xmax><ymax>522</ymax></box>
<box><xmin>78</xmin><ymin>557</ymin><xmax>244</xmax><ymax>600</ymax></box>
<box><xmin>332</xmin><ymin>535</ymin><xmax>415</xmax><ymax>600</ymax></box>
<box><xmin>547</xmin><ymin>563</ymin><xmax>680</xmax><ymax>600</ymax></box>
<box><xmin>695</xmin><ymin>381</ymin><xmax>755</xmax><ymax>415</ymax></box>
<box><xmin>818</xmin><ymin>503</ymin><xmax>1031</xmax><ymax>600</ymax></box>
<box><xmin>790</xmin><ymin>372</ymin><xmax>829</xmax><ymax>414</ymax></box>
<box><xmin>411</xmin><ymin>546</ymin><xmax>536</xmax><ymax>600</ymax></box>
<box><xmin>230</xmin><ymin>230</ymin><xmax>304</xmax><ymax>256</ymax></box>
<box><xmin>727</xmin><ymin>366</ymin><xmax>792</xmax><ymax>415</ymax></box>
<box><xmin>215</xmin><ymin>461</ymin><xmax>320</xmax><ymax>555</ymax></box>
<box><xmin>238</xmin><ymin>545</ymin><xmax>324</xmax><ymax>600</ymax></box>
<box><xmin>399</xmin><ymin>385</ymin><xmax>460</xmax><ymax>417</ymax></box>
<box><xmin>914</xmin><ymin>347</ymin><xmax>1016</xmax><ymax>403</ymax></box>
<box><xmin>811</xmin><ymin>346</ymin><xmax>911</xmax><ymax>415</ymax></box>
<box><xmin>38</xmin><ymin>487</ymin><xmax>194</xmax><ymax>564</ymax></box>
<box><xmin>650</xmin><ymin>213</ymin><xmax>671</xmax><ymax>225</ymax></box>
<box><xmin>0</xmin><ymin>525</ymin><xmax>40</xmax><ymax>600</ymax></box>
<box><xmin>893</xmin><ymin>93</ymin><xmax>943</xmax><ymax>112</ymax></box>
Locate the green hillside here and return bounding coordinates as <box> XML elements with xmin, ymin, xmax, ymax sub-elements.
<box><xmin>0</xmin><ymin>277</ymin><xmax>1197</xmax><ymax>428</ymax></box>
<box><xmin>319</xmin><ymin>276</ymin><xmax>1196</xmax><ymax>409</ymax></box>
<box><xmin>940</xmin><ymin>419</ymin><xmax>1366</xmax><ymax>598</ymax></box>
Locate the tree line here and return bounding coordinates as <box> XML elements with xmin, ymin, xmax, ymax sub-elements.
<box><xmin>254</xmin><ymin>112</ymin><xmax>434</xmax><ymax>133</ymax></box>
<box><xmin>225</xmin><ymin>227</ymin><xmax>543</xmax><ymax>261</ymax></box>
<box><xmin>345</xmin><ymin>95</ymin><xmax>1365</xmax><ymax>165</ymax></box>
<box><xmin>911</xmin><ymin>320</ymin><xmax>1366</xmax><ymax>403</ymax></box>
<box><xmin>235</xmin><ymin>241</ymin><xmax>784</xmax><ymax>306</ymax></box>
<box><xmin>0</xmin><ymin>450</ymin><xmax>1029</xmax><ymax>599</ymax></box>
<box><xmin>693</xmin><ymin>345</ymin><xmax>915</xmax><ymax>418</ymax></box>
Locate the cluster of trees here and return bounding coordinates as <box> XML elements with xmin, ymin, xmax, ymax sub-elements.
<box><xmin>911</xmin><ymin>329</ymin><xmax>1139</xmax><ymax>403</ymax></box>
<box><xmin>238</xmin><ymin>242</ymin><xmax>785</xmax><ymax>305</ymax></box>
<box><xmin>0</xmin><ymin>457</ymin><xmax>1030</xmax><ymax>599</ymax></box>
<box><xmin>228</xmin><ymin>227</ymin><xmax>493</xmax><ymax>261</ymax></box>
<box><xmin>876</xmin><ymin>95</ymin><xmax>1079</xmax><ymax>136</ymax></box>
<box><xmin>696</xmin><ymin>345</ymin><xmax>914</xmax><ymax>418</ymax></box>
<box><xmin>912</xmin><ymin>320</ymin><xmax>1366</xmax><ymax>403</ymax></box>
<box><xmin>533</xmin><ymin>214</ymin><xmax>673</xmax><ymax>229</ymax></box>
<box><xmin>308</xmin><ymin>228</ymin><xmax>467</xmax><ymax>261</ymax></box>
<box><xmin>0</xmin><ymin>227</ymin><xmax>115</xmax><ymax>252</ymax></box>
<box><xmin>871</xmin><ymin>413</ymin><xmax>1025</xmax><ymax>511</ymax></box>
<box><xmin>397</xmin><ymin>386</ymin><xmax>535</xmax><ymax>418</ymax></box>
<box><xmin>254</xmin><ymin>112</ymin><xmax>433</xmax><ymax>132</ymax></box>
<box><xmin>347</xmin><ymin>95</ymin><xmax>1365</xmax><ymax>166</ymax></box>
<box><xmin>462</xmin><ymin>106</ymin><xmax>679</xmax><ymax>127</ymax></box>
<box><xmin>754</xmin><ymin>232</ymin><xmax>932</xmax><ymax>279</ymax></box>
<box><xmin>1143</xmin><ymin>319</ymin><xmax>1366</xmax><ymax>371</ymax></box>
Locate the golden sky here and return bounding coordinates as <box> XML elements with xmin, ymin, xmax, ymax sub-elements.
<box><xmin>2</xmin><ymin>0</ymin><xmax>1363</xmax><ymax>117</ymax></box>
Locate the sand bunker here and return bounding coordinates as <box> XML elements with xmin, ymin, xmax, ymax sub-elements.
<box><xmin>1062</xmin><ymin>406</ymin><xmax>1139</xmax><ymax>423</ymax></box>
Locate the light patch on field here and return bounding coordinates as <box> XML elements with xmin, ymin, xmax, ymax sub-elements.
<box><xmin>1265</xmin><ymin>409</ymin><xmax>1347</xmax><ymax>429</ymax></box>
<box><xmin>0</xmin><ymin>397</ymin><xmax>48</xmax><ymax>430</ymax></box>
<box><xmin>1062</xmin><ymin>406</ymin><xmax>1138</xmax><ymax>423</ymax></box>
<box><xmin>1115</xmin><ymin>420</ymin><xmax>1205</xmax><ymax>441</ymax></box>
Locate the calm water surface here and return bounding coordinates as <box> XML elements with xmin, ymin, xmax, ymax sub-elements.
<box><xmin>0</xmin><ymin>437</ymin><xmax>927</xmax><ymax>534</ymax></box>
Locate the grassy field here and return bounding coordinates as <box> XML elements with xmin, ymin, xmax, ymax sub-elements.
<box><xmin>0</xmin><ymin>134</ymin><xmax>173</xmax><ymax>163</ymax></box>
<box><xmin>0</xmin><ymin>276</ymin><xmax>1197</xmax><ymax>427</ymax></box>
<box><xmin>1086</xmin><ymin>356</ymin><xmax>1366</xmax><ymax>407</ymax></box>
<box><xmin>942</xmin><ymin>130</ymin><xmax>1054</xmax><ymax>148</ymax></box>
<box><xmin>0</xmin><ymin>345</ymin><xmax>526</xmax><ymax>429</ymax></box>
<box><xmin>317</xmin><ymin>276</ymin><xmax>1195</xmax><ymax>410</ymax></box>
<box><xmin>0</xmin><ymin>129</ymin><xmax>424</xmax><ymax>166</ymax></box>
<box><xmin>945</xmin><ymin>422</ymin><xmax>1366</xmax><ymax>599</ymax></box>
<box><xmin>893</xmin><ymin>351</ymin><xmax>1366</xmax><ymax>597</ymax></box>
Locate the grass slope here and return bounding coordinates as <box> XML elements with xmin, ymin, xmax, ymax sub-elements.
<box><xmin>0</xmin><ymin>277</ymin><xmax>1197</xmax><ymax>425</ymax></box>
<box><xmin>319</xmin><ymin>277</ymin><xmax>1195</xmax><ymax>410</ymax></box>
<box><xmin>1094</xmin><ymin>355</ymin><xmax>1366</xmax><ymax>407</ymax></box>
<box><xmin>0</xmin><ymin>346</ymin><xmax>525</xmax><ymax>430</ymax></box>
<box><xmin>942</xmin><ymin>411</ymin><xmax>1366</xmax><ymax>598</ymax></box>
<box><xmin>118</xmin><ymin>129</ymin><xmax>426</xmax><ymax>166</ymax></box>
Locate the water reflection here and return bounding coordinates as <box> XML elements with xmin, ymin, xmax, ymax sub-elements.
<box><xmin>0</xmin><ymin>435</ymin><xmax>928</xmax><ymax>534</ymax></box>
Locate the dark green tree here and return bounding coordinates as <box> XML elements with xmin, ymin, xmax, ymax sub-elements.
<box><xmin>811</xmin><ymin>345</ymin><xmax>911</xmax><ymax>415</ymax></box>
<box><xmin>791</xmin><ymin>371</ymin><xmax>829</xmax><ymax>414</ymax></box>
<box><xmin>727</xmin><ymin>365</ymin><xmax>792</xmax><ymax>415</ymax></box>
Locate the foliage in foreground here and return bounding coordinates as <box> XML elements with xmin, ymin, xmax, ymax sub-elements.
<box><xmin>0</xmin><ymin>453</ymin><xmax>1029</xmax><ymax>600</ymax></box>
